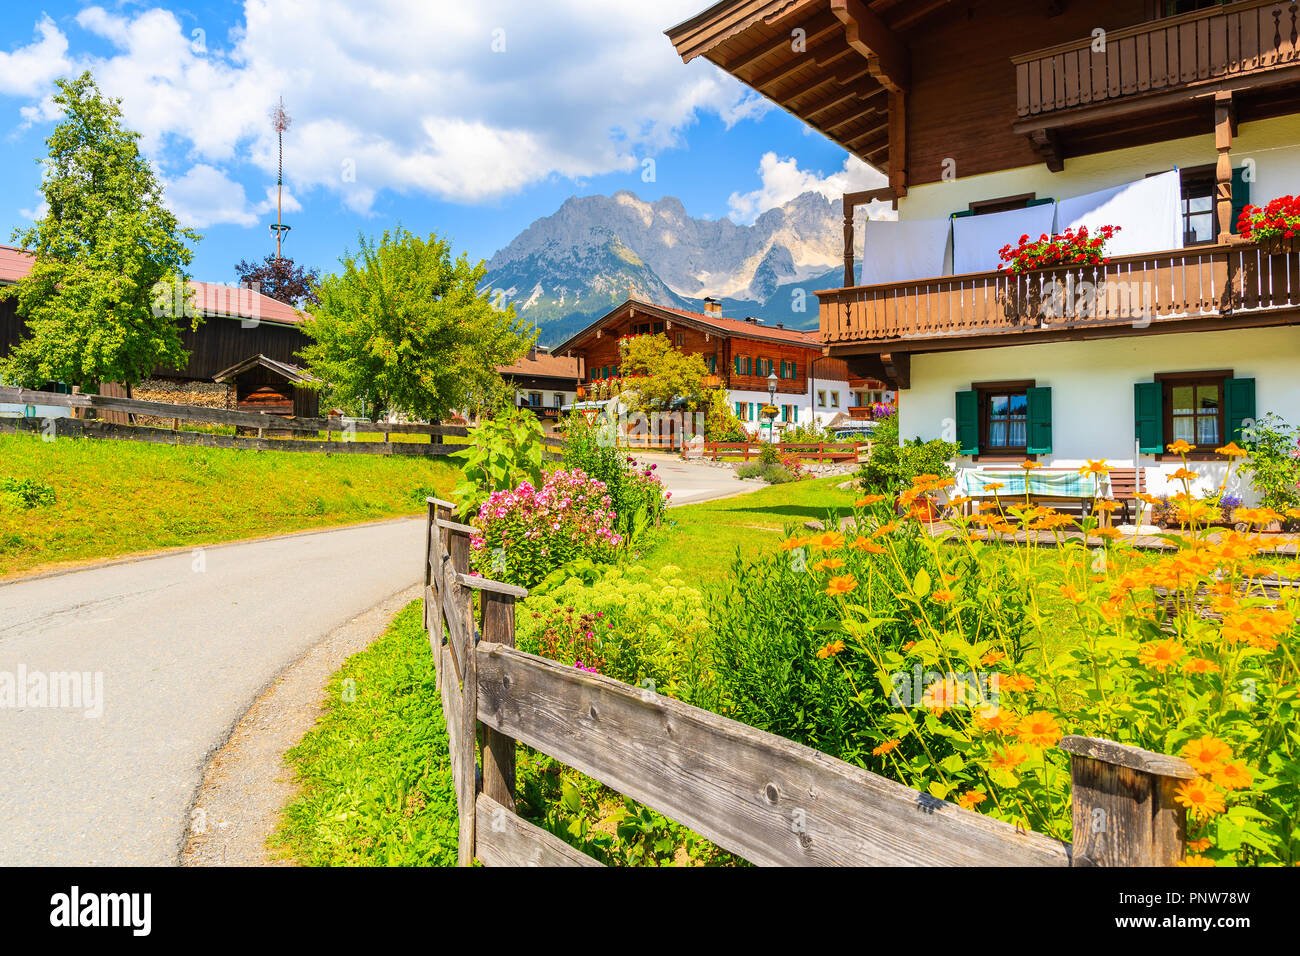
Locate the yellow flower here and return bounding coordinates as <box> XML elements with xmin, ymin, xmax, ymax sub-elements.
<box><xmin>1169</xmin><ymin>467</ymin><xmax>1200</xmax><ymax>482</ymax></box>
<box><xmin>1015</xmin><ymin>711</ymin><xmax>1063</xmax><ymax>747</ymax></box>
<box><xmin>1215</xmin><ymin>442</ymin><xmax>1247</xmax><ymax>457</ymax></box>
<box><xmin>974</xmin><ymin>707</ymin><xmax>1017</xmax><ymax>734</ymax></box>
<box><xmin>1078</xmin><ymin>459</ymin><xmax>1111</xmax><ymax>476</ymax></box>
<box><xmin>1138</xmin><ymin>640</ymin><xmax>1187</xmax><ymax>671</ymax></box>
<box><xmin>778</xmin><ymin>537</ymin><xmax>804</xmax><ymax>551</ymax></box>
<box><xmin>1167</xmin><ymin>439</ymin><xmax>1194</xmax><ymax>455</ymax></box>
<box><xmin>990</xmin><ymin>746</ymin><xmax>1029</xmax><ymax>771</ymax></box>
<box><xmin>848</xmin><ymin>537</ymin><xmax>885</xmax><ymax>554</ymax></box>
<box><xmin>855</xmin><ymin>494</ymin><xmax>887</xmax><ymax>507</ymax></box>
<box><xmin>813</xmin><ymin>557</ymin><xmax>845</xmax><ymax>571</ymax></box>
<box><xmin>824</xmin><ymin>574</ymin><xmax>857</xmax><ymax>598</ymax></box>
<box><xmin>1182</xmin><ymin>657</ymin><xmax>1220</xmax><ymax>675</ymax></box>
<box><xmin>980</xmin><ymin>649</ymin><xmax>1005</xmax><ymax>666</ymax></box>
<box><xmin>983</xmin><ymin>482</ymin><xmax>1006</xmax><ymax>492</ymax></box>
<box><xmin>815</xmin><ymin>639</ymin><xmax>846</xmax><ymax>659</ymax></box>
<box><xmin>1175</xmin><ymin>778</ymin><xmax>1226</xmax><ymax>819</ymax></box>
<box><xmin>1177</xmin><ymin>854</ymin><xmax>1217</xmax><ymax>867</ymax></box>
<box><xmin>957</xmin><ymin>790</ymin><xmax>988</xmax><ymax>810</ymax></box>
<box><xmin>1181</xmin><ymin>736</ymin><xmax>1233</xmax><ymax>775</ymax></box>
<box><xmin>1187</xmin><ymin>838</ymin><xmax>1212</xmax><ymax>853</ymax></box>
<box><xmin>931</xmin><ymin>589</ymin><xmax>954</xmax><ymax>603</ymax></box>
<box><xmin>811</xmin><ymin>531</ymin><xmax>845</xmax><ymax>549</ymax></box>
<box><xmin>872</xmin><ymin>739</ymin><xmax>901</xmax><ymax>756</ymax></box>
<box><xmin>1019</xmin><ymin>460</ymin><xmax>1042</xmax><ymax>470</ymax></box>
<box><xmin>1211</xmin><ymin>761</ymin><xmax>1253</xmax><ymax>791</ymax></box>
<box><xmin>1001</xmin><ymin>673</ymin><xmax>1035</xmax><ymax>693</ymax></box>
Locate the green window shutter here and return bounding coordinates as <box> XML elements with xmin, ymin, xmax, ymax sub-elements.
<box><xmin>1231</xmin><ymin>167</ymin><xmax>1251</xmax><ymax>234</ymax></box>
<box><xmin>1134</xmin><ymin>381</ymin><xmax>1163</xmax><ymax>454</ymax></box>
<box><xmin>955</xmin><ymin>390</ymin><xmax>979</xmax><ymax>456</ymax></box>
<box><xmin>1026</xmin><ymin>386</ymin><xmax>1053</xmax><ymax>455</ymax></box>
<box><xmin>1224</xmin><ymin>377</ymin><xmax>1256</xmax><ymax>443</ymax></box>
<box><xmin>746</xmin><ymin>358</ymin><xmax>753</xmax><ymax>375</ymax></box>
<box><xmin>734</xmin><ymin>355</ymin><xmax>741</xmax><ymax>375</ymax></box>
<box><xmin>791</xmin><ymin>361</ymin><xmax>797</xmax><ymax>378</ymax></box>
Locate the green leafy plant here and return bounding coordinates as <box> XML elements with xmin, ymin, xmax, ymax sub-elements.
<box><xmin>1239</xmin><ymin>412</ymin><xmax>1300</xmax><ymax>516</ymax></box>
<box><xmin>451</xmin><ymin>406</ymin><xmax>546</xmax><ymax>517</ymax></box>
<box><xmin>0</xmin><ymin>476</ymin><xmax>56</xmax><ymax>509</ymax></box>
<box><xmin>560</xmin><ymin>412</ymin><xmax>667</xmax><ymax>547</ymax></box>
<box><xmin>856</xmin><ymin>412</ymin><xmax>958</xmax><ymax>494</ymax></box>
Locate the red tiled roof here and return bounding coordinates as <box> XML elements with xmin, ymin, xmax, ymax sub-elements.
<box><xmin>556</xmin><ymin>298</ymin><xmax>822</xmax><ymax>353</ymax></box>
<box><xmin>498</xmin><ymin>350</ymin><xmax>580</xmax><ymax>380</ymax></box>
<box><xmin>0</xmin><ymin>245</ymin><xmax>307</xmax><ymax>326</ymax></box>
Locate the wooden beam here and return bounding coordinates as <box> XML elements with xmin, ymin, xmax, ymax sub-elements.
<box><xmin>749</xmin><ymin>36</ymin><xmax>851</xmax><ymax>92</ymax></box>
<box><xmin>887</xmin><ymin>90</ymin><xmax>907</xmax><ymax>195</ymax></box>
<box><xmin>721</xmin><ymin>9</ymin><xmax>841</xmax><ymax>73</ymax></box>
<box><xmin>889</xmin><ymin>0</ymin><xmax>954</xmax><ymax>31</ymax></box>
<box><xmin>1028</xmin><ymin>127</ymin><xmax>1065</xmax><ymax>172</ymax></box>
<box><xmin>879</xmin><ymin>351</ymin><xmax>910</xmax><ymax>389</ymax></box>
<box><xmin>826</xmin><ymin>101</ymin><xmax>883</xmax><ymax>131</ymax></box>
<box><xmin>781</xmin><ymin>55</ymin><xmax>872</xmax><ymax>104</ymax></box>
<box><xmin>1215</xmin><ymin>91</ymin><xmax>1235</xmax><ymax>237</ymax></box>
<box><xmin>831</xmin><ymin>0</ymin><xmax>910</xmax><ymax>93</ymax></box>
<box><xmin>806</xmin><ymin>83</ymin><xmax>885</xmax><ymax>120</ymax></box>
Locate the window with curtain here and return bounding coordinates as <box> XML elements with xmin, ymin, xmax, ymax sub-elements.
<box><xmin>983</xmin><ymin>389</ymin><xmax>1028</xmax><ymax>451</ymax></box>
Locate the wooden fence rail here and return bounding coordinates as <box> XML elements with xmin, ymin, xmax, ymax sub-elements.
<box><xmin>703</xmin><ymin>440</ymin><xmax>869</xmax><ymax>463</ymax></box>
<box><xmin>423</xmin><ymin>498</ymin><xmax>1197</xmax><ymax>867</ymax></box>
<box><xmin>2</xmin><ymin>386</ymin><xmax>564</xmax><ymax>459</ymax></box>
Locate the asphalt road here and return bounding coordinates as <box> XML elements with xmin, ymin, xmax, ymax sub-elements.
<box><xmin>0</xmin><ymin>517</ymin><xmax>427</xmax><ymax>866</ymax></box>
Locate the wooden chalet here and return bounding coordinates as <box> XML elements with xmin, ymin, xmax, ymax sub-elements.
<box><xmin>669</xmin><ymin>0</ymin><xmax>1300</xmax><ymax>505</ymax></box>
<box><xmin>554</xmin><ymin>298</ymin><xmax>883</xmax><ymax>431</ymax></box>
<box><xmin>213</xmin><ymin>354</ymin><xmax>320</xmax><ymax>419</ymax></box>
<box><xmin>497</xmin><ymin>347</ymin><xmax>581</xmax><ymax>422</ymax></box>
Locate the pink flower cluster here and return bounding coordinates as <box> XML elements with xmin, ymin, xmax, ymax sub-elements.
<box><xmin>470</xmin><ymin>469</ymin><xmax>623</xmax><ymax>587</ymax></box>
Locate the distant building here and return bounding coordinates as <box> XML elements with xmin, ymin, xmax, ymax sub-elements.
<box><xmin>553</xmin><ymin>298</ymin><xmax>889</xmax><ymax>435</ymax></box>
<box><xmin>497</xmin><ymin>346</ymin><xmax>581</xmax><ymax>422</ymax></box>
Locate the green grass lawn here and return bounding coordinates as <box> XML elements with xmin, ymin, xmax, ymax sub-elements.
<box><xmin>0</xmin><ymin>432</ymin><xmax>460</xmax><ymax>578</ymax></box>
<box><xmin>272</xmin><ymin>601</ymin><xmax>458</xmax><ymax>866</ymax></box>
<box><xmin>639</xmin><ymin>475</ymin><xmax>858</xmax><ymax>586</ymax></box>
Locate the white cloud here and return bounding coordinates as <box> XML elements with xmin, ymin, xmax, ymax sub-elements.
<box><xmin>727</xmin><ymin>153</ymin><xmax>891</xmax><ymax>223</ymax></box>
<box><xmin>0</xmin><ymin>1</ymin><xmax>768</xmax><ymax>221</ymax></box>
<box><xmin>164</xmin><ymin>164</ymin><xmax>259</xmax><ymax>228</ymax></box>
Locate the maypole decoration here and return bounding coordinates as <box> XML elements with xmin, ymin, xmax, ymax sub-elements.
<box><xmin>269</xmin><ymin>97</ymin><xmax>292</xmax><ymax>260</ymax></box>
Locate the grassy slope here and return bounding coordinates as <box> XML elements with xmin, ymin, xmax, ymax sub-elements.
<box><xmin>272</xmin><ymin>602</ymin><xmax>458</xmax><ymax>866</ymax></box>
<box><xmin>0</xmin><ymin>432</ymin><xmax>460</xmax><ymax>578</ymax></box>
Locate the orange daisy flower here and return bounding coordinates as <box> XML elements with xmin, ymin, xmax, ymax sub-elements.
<box><xmin>815</xmin><ymin>639</ymin><xmax>847</xmax><ymax>659</ymax></box>
<box><xmin>957</xmin><ymin>790</ymin><xmax>988</xmax><ymax>810</ymax></box>
<box><xmin>855</xmin><ymin>494</ymin><xmax>887</xmax><ymax>507</ymax></box>
<box><xmin>1015</xmin><ymin>711</ymin><xmax>1063</xmax><ymax>747</ymax></box>
<box><xmin>871</xmin><ymin>739</ymin><xmax>901</xmax><ymax>757</ymax></box>
<box><xmin>1137</xmin><ymin>640</ymin><xmax>1187</xmax><ymax>671</ymax></box>
<box><xmin>1181</xmin><ymin>735</ymin><xmax>1233</xmax><ymax>774</ymax></box>
<box><xmin>990</xmin><ymin>746</ymin><xmax>1029</xmax><ymax>771</ymax></box>
<box><xmin>824</xmin><ymin>574</ymin><xmax>858</xmax><ymax>598</ymax></box>
<box><xmin>1175</xmin><ymin>778</ymin><xmax>1226</xmax><ymax>819</ymax></box>
<box><xmin>1001</xmin><ymin>673</ymin><xmax>1036</xmax><ymax>693</ymax></box>
<box><xmin>1211</xmin><ymin>761</ymin><xmax>1253</xmax><ymax>791</ymax></box>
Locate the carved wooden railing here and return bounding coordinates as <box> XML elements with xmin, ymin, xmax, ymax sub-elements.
<box><xmin>1015</xmin><ymin>0</ymin><xmax>1300</xmax><ymax>119</ymax></box>
<box><xmin>817</xmin><ymin>242</ymin><xmax>1300</xmax><ymax>346</ymax></box>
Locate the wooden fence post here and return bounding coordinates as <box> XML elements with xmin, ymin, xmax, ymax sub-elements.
<box><xmin>445</xmin><ymin>526</ymin><xmax>477</xmax><ymax>866</ymax></box>
<box><xmin>1061</xmin><ymin>735</ymin><xmax>1197</xmax><ymax>866</ymax></box>
<box><xmin>479</xmin><ymin>588</ymin><xmax>519</xmax><ymax>812</ymax></box>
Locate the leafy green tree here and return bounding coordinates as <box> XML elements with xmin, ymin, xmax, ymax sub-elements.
<box><xmin>0</xmin><ymin>72</ymin><xmax>200</xmax><ymax>391</ymax></box>
<box><xmin>618</xmin><ymin>333</ymin><xmax>709</xmax><ymax>412</ymax></box>
<box><xmin>300</xmin><ymin>228</ymin><xmax>532</xmax><ymax>421</ymax></box>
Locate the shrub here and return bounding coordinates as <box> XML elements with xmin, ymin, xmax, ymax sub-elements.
<box><xmin>1</xmin><ymin>475</ymin><xmax>56</xmax><ymax>509</ymax></box>
<box><xmin>856</xmin><ymin>412</ymin><xmax>958</xmax><ymax>494</ymax></box>
<box><xmin>1239</xmin><ymin>412</ymin><xmax>1300</xmax><ymax>515</ymax></box>
<box><xmin>560</xmin><ymin>412</ymin><xmax>668</xmax><ymax>546</ymax></box>
<box><xmin>451</xmin><ymin>406</ymin><xmax>546</xmax><ymax>518</ymax></box>
<box><xmin>469</xmin><ymin>469</ymin><xmax>621</xmax><ymax>588</ymax></box>
<box><xmin>518</xmin><ymin>562</ymin><xmax>717</xmax><ymax>708</ymax></box>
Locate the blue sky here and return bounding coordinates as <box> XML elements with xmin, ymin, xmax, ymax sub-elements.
<box><xmin>0</xmin><ymin>0</ymin><xmax>883</xmax><ymax>283</ymax></box>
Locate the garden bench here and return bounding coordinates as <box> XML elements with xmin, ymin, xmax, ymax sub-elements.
<box><xmin>955</xmin><ymin>466</ymin><xmax>1139</xmax><ymax>525</ymax></box>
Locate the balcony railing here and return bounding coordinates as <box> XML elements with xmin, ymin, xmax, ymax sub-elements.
<box><xmin>818</xmin><ymin>242</ymin><xmax>1300</xmax><ymax>347</ymax></box>
<box><xmin>1014</xmin><ymin>0</ymin><xmax>1300</xmax><ymax>120</ymax></box>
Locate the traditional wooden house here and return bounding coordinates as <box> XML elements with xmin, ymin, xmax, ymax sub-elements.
<box><xmin>212</xmin><ymin>354</ymin><xmax>320</xmax><ymax>419</ymax></box>
<box><xmin>669</xmin><ymin>0</ymin><xmax>1300</xmax><ymax>504</ymax></box>
<box><xmin>554</xmin><ymin>298</ymin><xmax>881</xmax><ymax>433</ymax></box>
<box><xmin>0</xmin><ymin>244</ymin><xmax>311</xmax><ymax>414</ymax></box>
<box><xmin>497</xmin><ymin>347</ymin><xmax>582</xmax><ymax>422</ymax></box>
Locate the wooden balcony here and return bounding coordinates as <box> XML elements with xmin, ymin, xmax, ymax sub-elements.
<box><xmin>1014</xmin><ymin>1</ymin><xmax>1300</xmax><ymax>125</ymax></box>
<box><xmin>817</xmin><ymin>242</ymin><xmax>1300</xmax><ymax>355</ymax></box>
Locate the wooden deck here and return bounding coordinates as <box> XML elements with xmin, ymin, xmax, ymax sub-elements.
<box><xmin>1014</xmin><ymin>0</ymin><xmax>1300</xmax><ymax>123</ymax></box>
<box><xmin>817</xmin><ymin>242</ymin><xmax>1300</xmax><ymax>352</ymax></box>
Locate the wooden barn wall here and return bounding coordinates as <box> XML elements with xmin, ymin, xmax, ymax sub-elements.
<box><xmin>0</xmin><ymin>302</ymin><xmax>308</xmax><ymax>383</ymax></box>
<box><xmin>906</xmin><ymin>0</ymin><xmax>1141</xmax><ymax>187</ymax></box>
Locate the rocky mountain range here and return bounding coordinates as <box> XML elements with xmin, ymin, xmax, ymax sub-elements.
<box><xmin>483</xmin><ymin>190</ymin><xmax>847</xmax><ymax>346</ymax></box>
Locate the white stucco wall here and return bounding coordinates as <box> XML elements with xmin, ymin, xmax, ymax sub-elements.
<box><xmin>896</xmin><ymin>114</ymin><xmax>1300</xmax><ymax>227</ymax></box>
<box><xmin>728</xmin><ymin>380</ymin><xmax>854</xmax><ymax>434</ymax></box>
<box><xmin>897</xmin><ymin>325</ymin><xmax>1300</xmax><ymax>502</ymax></box>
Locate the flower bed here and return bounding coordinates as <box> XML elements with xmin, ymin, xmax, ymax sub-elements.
<box><xmin>1238</xmin><ymin>195</ymin><xmax>1300</xmax><ymax>253</ymax></box>
<box><xmin>469</xmin><ymin>469</ymin><xmax>622</xmax><ymax>588</ymax></box>
<box><xmin>709</xmin><ymin>447</ymin><xmax>1300</xmax><ymax>865</ymax></box>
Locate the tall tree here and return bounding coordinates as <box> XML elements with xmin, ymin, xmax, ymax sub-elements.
<box><xmin>234</xmin><ymin>255</ymin><xmax>320</xmax><ymax>307</ymax></box>
<box><xmin>0</xmin><ymin>72</ymin><xmax>200</xmax><ymax>392</ymax></box>
<box><xmin>619</xmin><ymin>332</ymin><xmax>709</xmax><ymax>411</ymax></box>
<box><xmin>300</xmin><ymin>228</ymin><xmax>533</xmax><ymax>421</ymax></box>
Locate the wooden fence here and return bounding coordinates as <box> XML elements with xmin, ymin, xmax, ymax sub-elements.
<box><xmin>423</xmin><ymin>497</ymin><xmax>1197</xmax><ymax>867</ymax></box>
<box><xmin>0</xmin><ymin>387</ymin><xmax>564</xmax><ymax>459</ymax></box>
<box><xmin>702</xmin><ymin>440</ymin><xmax>869</xmax><ymax>463</ymax></box>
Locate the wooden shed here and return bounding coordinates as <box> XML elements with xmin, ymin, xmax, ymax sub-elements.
<box><xmin>213</xmin><ymin>354</ymin><xmax>320</xmax><ymax>419</ymax></box>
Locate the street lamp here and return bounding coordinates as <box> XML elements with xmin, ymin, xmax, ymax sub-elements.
<box><xmin>765</xmin><ymin>370</ymin><xmax>779</xmax><ymax>441</ymax></box>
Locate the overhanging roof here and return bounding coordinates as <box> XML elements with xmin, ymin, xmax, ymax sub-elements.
<box><xmin>554</xmin><ymin>298</ymin><xmax>822</xmax><ymax>355</ymax></box>
<box><xmin>665</xmin><ymin>0</ymin><xmax>953</xmax><ymax>180</ymax></box>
